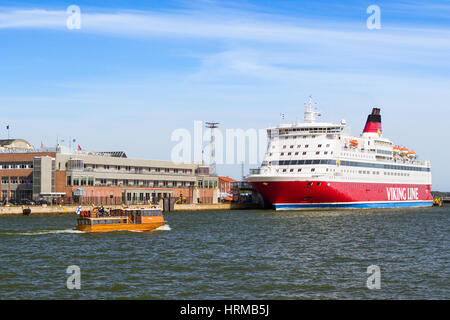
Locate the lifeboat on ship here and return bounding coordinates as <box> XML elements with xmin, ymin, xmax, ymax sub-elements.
<box><xmin>407</xmin><ymin>150</ymin><xmax>416</xmax><ymax>158</ymax></box>
<box><xmin>393</xmin><ymin>146</ymin><xmax>400</xmax><ymax>155</ymax></box>
<box><xmin>349</xmin><ymin>139</ymin><xmax>358</xmax><ymax>147</ymax></box>
<box><xmin>400</xmin><ymin>147</ymin><xmax>409</xmax><ymax>156</ymax></box>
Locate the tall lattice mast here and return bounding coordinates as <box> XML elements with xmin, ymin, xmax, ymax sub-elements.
<box><xmin>205</xmin><ymin>122</ymin><xmax>219</xmax><ymax>176</ymax></box>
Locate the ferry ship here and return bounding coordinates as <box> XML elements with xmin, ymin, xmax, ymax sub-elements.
<box><xmin>76</xmin><ymin>207</ymin><xmax>166</xmax><ymax>232</ymax></box>
<box><xmin>247</xmin><ymin>97</ymin><xmax>433</xmax><ymax>210</ymax></box>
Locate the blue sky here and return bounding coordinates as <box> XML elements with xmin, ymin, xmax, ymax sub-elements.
<box><xmin>1</xmin><ymin>0</ymin><xmax>449</xmax><ymax>190</ymax></box>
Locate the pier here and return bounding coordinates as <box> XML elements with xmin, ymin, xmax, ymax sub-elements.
<box><xmin>0</xmin><ymin>202</ymin><xmax>262</xmax><ymax>216</ymax></box>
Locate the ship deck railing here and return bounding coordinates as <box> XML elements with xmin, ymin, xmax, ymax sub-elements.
<box><xmin>340</xmin><ymin>147</ymin><xmax>429</xmax><ymax>166</ymax></box>
<box><xmin>77</xmin><ymin>216</ymin><xmax>131</xmax><ymax>225</ymax></box>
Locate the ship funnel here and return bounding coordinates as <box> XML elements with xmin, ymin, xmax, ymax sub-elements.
<box><xmin>362</xmin><ymin>108</ymin><xmax>382</xmax><ymax>135</ymax></box>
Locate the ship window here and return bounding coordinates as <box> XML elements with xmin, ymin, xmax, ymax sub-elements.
<box><xmin>281</xmin><ymin>152</ymin><xmax>284</xmax><ymax>156</ymax></box>
<box><xmin>318</xmin><ymin>144</ymin><xmax>322</xmax><ymax>148</ymax></box>
<box><xmin>290</xmin><ymin>169</ymin><xmax>294</xmax><ymax>172</ymax></box>
<box><xmin>288</xmin><ymin>152</ymin><xmax>291</xmax><ymax>155</ymax></box>
<box><xmin>298</xmin><ymin>168</ymin><xmax>302</xmax><ymax>172</ymax></box>
<box><xmin>311</xmin><ymin>168</ymin><xmax>315</xmax><ymax>172</ymax></box>
<box><xmin>282</xmin><ymin>169</ymin><xmax>287</xmax><ymax>172</ymax></box>
<box><xmin>302</xmin><ymin>152</ymin><xmax>307</xmax><ymax>155</ymax></box>
<box><xmin>317</xmin><ymin>182</ymin><xmax>321</xmax><ymax>186</ymax></box>
<box><xmin>295</xmin><ymin>152</ymin><xmax>299</xmax><ymax>155</ymax></box>
<box><xmin>316</xmin><ymin>151</ymin><xmax>320</xmax><ymax>155</ymax></box>
<box><xmin>290</xmin><ymin>145</ymin><xmax>294</xmax><ymax>148</ymax></box>
<box><xmin>305</xmin><ymin>145</ymin><xmax>309</xmax><ymax>148</ymax></box>
<box><xmin>283</xmin><ymin>145</ymin><xmax>286</xmax><ymax>149</ymax></box>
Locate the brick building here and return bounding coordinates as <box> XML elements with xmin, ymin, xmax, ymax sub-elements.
<box><xmin>0</xmin><ymin>139</ymin><xmax>218</xmax><ymax>204</ymax></box>
<box><xmin>218</xmin><ymin>176</ymin><xmax>235</xmax><ymax>194</ymax></box>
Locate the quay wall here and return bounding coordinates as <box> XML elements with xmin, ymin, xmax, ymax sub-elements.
<box><xmin>0</xmin><ymin>203</ymin><xmax>262</xmax><ymax>216</ymax></box>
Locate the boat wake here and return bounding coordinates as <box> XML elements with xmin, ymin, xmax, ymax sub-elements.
<box><xmin>155</xmin><ymin>224</ymin><xmax>171</xmax><ymax>231</ymax></box>
<box><xmin>4</xmin><ymin>229</ymin><xmax>85</xmax><ymax>236</ymax></box>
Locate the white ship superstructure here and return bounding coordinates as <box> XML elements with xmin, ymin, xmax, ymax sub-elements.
<box><xmin>248</xmin><ymin>97</ymin><xmax>433</xmax><ymax>210</ymax></box>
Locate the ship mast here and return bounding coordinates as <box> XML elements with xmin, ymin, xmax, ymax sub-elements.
<box><xmin>304</xmin><ymin>96</ymin><xmax>319</xmax><ymax>123</ymax></box>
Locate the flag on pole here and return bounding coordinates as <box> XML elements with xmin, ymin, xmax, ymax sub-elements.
<box><xmin>6</xmin><ymin>125</ymin><xmax>9</xmax><ymax>130</ymax></box>
<box><xmin>78</xmin><ymin>145</ymin><xmax>82</xmax><ymax>151</ymax></box>
<box><xmin>41</xmin><ymin>142</ymin><xmax>44</xmax><ymax>149</ymax></box>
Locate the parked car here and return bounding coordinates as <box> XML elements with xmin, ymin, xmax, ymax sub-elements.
<box><xmin>36</xmin><ymin>199</ymin><xmax>49</xmax><ymax>206</ymax></box>
<box><xmin>20</xmin><ymin>199</ymin><xmax>36</xmax><ymax>205</ymax></box>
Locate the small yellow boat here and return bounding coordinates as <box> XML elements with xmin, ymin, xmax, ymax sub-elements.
<box><xmin>76</xmin><ymin>207</ymin><xmax>166</xmax><ymax>232</ymax></box>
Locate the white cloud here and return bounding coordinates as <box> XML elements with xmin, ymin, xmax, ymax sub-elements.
<box><xmin>0</xmin><ymin>6</ymin><xmax>449</xmax><ymax>48</ymax></box>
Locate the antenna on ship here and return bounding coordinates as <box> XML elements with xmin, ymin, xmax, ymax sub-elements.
<box><xmin>304</xmin><ymin>95</ymin><xmax>319</xmax><ymax>123</ymax></box>
<box><xmin>205</xmin><ymin>122</ymin><xmax>219</xmax><ymax>176</ymax></box>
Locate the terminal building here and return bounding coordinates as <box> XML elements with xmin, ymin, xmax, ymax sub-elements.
<box><xmin>0</xmin><ymin>139</ymin><xmax>218</xmax><ymax>204</ymax></box>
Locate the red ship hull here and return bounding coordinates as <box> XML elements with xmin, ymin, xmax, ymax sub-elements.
<box><xmin>249</xmin><ymin>180</ymin><xmax>433</xmax><ymax>210</ymax></box>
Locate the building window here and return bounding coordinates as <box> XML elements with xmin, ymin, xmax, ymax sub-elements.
<box><xmin>67</xmin><ymin>176</ymin><xmax>72</xmax><ymax>186</ymax></box>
